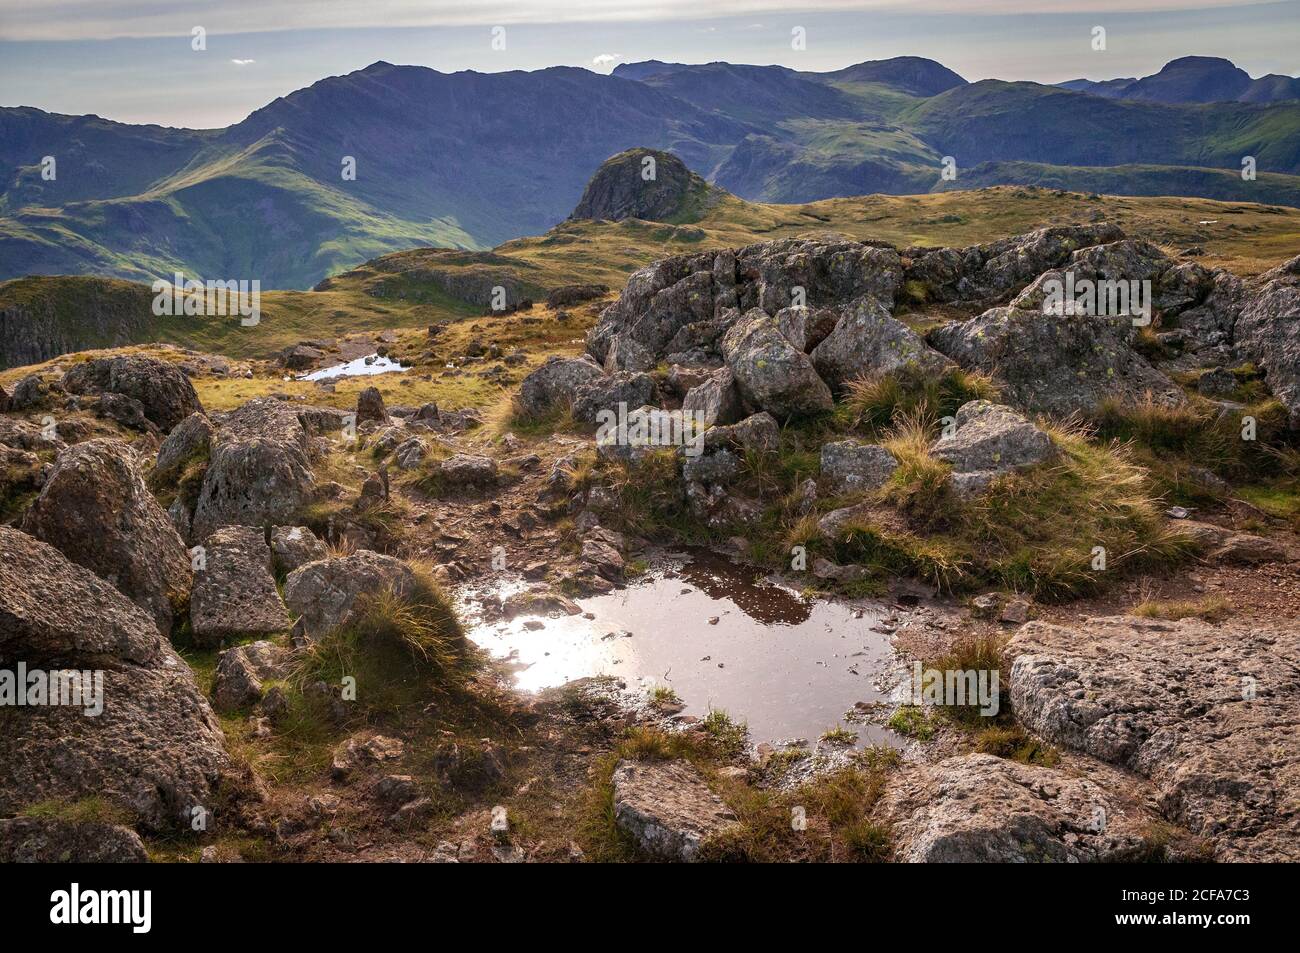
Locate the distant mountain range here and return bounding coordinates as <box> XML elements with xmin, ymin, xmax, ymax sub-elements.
<box><xmin>2</xmin><ymin>54</ymin><xmax>1298</xmax><ymax>289</ymax></box>
<box><xmin>1059</xmin><ymin>56</ymin><xmax>1300</xmax><ymax>104</ymax></box>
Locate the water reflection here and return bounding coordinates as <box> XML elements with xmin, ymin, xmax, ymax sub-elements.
<box><xmin>464</xmin><ymin>550</ymin><xmax>908</xmax><ymax>748</ymax></box>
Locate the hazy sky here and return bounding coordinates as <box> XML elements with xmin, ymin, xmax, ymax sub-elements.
<box><xmin>1</xmin><ymin>0</ymin><xmax>1296</xmax><ymax>128</ymax></box>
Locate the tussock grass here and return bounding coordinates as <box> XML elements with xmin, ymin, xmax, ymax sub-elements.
<box><xmin>842</xmin><ymin>365</ymin><xmax>998</xmax><ymax>434</ymax></box>
<box><xmin>1132</xmin><ymin>595</ymin><xmax>1229</xmax><ymax>622</ymax></box>
<box><xmin>500</xmin><ymin>394</ymin><xmax>577</xmax><ymax>438</ymax></box>
<box><xmin>952</xmin><ymin>420</ymin><xmax>1195</xmax><ymax>599</ymax></box>
<box><xmin>291</xmin><ymin>564</ymin><xmax>474</xmax><ymax>719</ymax></box>
<box><xmin>974</xmin><ymin>725</ymin><xmax>1060</xmax><ymax>767</ymax></box>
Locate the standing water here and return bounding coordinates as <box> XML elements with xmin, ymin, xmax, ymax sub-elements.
<box><xmin>463</xmin><ymin>550</ymin><xmax>911</xmax><ymax>748</ymax></box>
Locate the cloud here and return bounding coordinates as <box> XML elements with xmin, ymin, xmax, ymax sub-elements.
<box><xmin>591</xmin><ymin>53</ymin><xmax>620</xmax><ymax>68</ymax></box>
<box><xmin>0</xmin><ymin>0</ymin><xmax>1271</xmax><ymax>42</ymax></box>
<box><xmin>230</xmin><ymin>58</ymin><xmax>255</xmax><ymax>65</ymax></box>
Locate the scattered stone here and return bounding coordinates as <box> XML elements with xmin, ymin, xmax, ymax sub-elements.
<box><xmin>439</xmin><ymin>453</ymin><xmax>498</xmax><ymax>486</ymax></box>
<box><xmin>819</xmin><ymin>440</ymin><xmax>899</xmax><ymax>493</ymax></box>
<box><xmin>270</xmin><ymin>525</ymin><xmax>328</xmax><ymax>575</ymax></box>
<box><xmin>356</xmin><ymin>386</ymin><xmax>388</xmax><ymax>425</ymax></box>
<box><xmin>211</xmin><ymin>640</ymin><xmax>290</xmax><ymax>713</ymax></box>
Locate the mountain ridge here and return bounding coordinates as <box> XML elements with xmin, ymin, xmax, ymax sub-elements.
<box><xmin>3</xmin><ymin>54</ymin><xmax>1299</xmax><ymax>290</ymax></box>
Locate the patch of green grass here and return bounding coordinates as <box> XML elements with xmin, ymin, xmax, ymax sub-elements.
<box><xmin>887</xmin><ymin>705</ymin><xmax>936</xmax><ymax>740</ymax></box>
<box><xmin>820</xmin><ymin>725</ymin><xmax>859</xmax><ymax>746</ymax></box>
<box><xmin>701</xmin><ymin>709</ymin><xmax>749</xmax><ymax>759</ymax></box>
<box><xmin>20</xmin><ymin>796</ymin><xmax>133</xmax><ymax>826</ymax></box>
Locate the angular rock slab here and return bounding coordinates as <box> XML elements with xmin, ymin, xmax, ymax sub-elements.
<box><xmin>876</xmin><ymin>753</ymin><xmax>1152</xmax><ymax>863</ymax></box>
<box><xmin>190</xmin><ymin>526</ymin><xmax>290</xmax><ymax>646</ymax></box>
<box><xmin>611</xmin><ymin>758</ymin><xmax>737</xmax><ymax>862</ymax></box>
<box><xmin>1007</xmin><ymin>616</ymin><xmax>1300</xmax><ymax>861</ymax></box>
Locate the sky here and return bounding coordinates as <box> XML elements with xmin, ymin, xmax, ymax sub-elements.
<box><xmin>1</xmin><ymin>0</ymin><xmax>1296</xmax><ymax>128</ymax></box>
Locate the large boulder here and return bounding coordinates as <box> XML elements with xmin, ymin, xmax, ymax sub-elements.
<box><xmin>515</xmin><ymin>355</ymin><xmax>605</xmax><ymax>418</ymax></box>
<box><xmin>876</xmin><ymin>753</ymin><xmax>1153</xmax><ymax>863</ymax></box>
<box><xmin>62</xmin><ymin>354</ymin><xmax>202</xmax><ymax>432</ymax></box>
<box><xmin>611</xmin><ymin>759</ymin><xmax>737</xmax><ymax>862</ymax></box>
<box><xmin>190</xmin><ymin>398</ymin><xmax>316</xmax><ymax>540</ymax></box>
<box><xmin>810</xmin><ymin>296</ymin><xmax>951</xmax><ymax>389</ymax></box>
<box><xmin>570</xmin><ymin>371</ymin><xmax>657</xmax><ymax>426</ymax></box>
<box><xmin>22</xmin><ymin>439</ymin><xmax>192</xmax><ymax>634</ymax></box>
<box><xmin>189</xmin><ymin>526</ymin><xmax>290</xmax><ymax>647</ymax></box>
<box><xmin>0</xmin><ymin>527</ymin><xmax>230</xmax><ymax>833</ymax></box>
<box><xmin>719</xmin><ymin>309</ymin><xmax>833</xmax><ymax>420</ymax></box>
<box><xmin>283</xmin><ymin>550</ymin><xmax>419</xmax><ymax>643</ymax></box>
<box><xmin>1234</xmin><ymin>254</ymin><xmax>1300</xmax><ymax>425</ymax></box>
<box><xmin>153</xmin><ymin>411</ymin><xmax>213</xmax><ymax>481</ymax></box>
<box><xmin>929</xmin><ymin>306</ymin><xmax>1182</xmax><ymax>417</ymax></box>
<box><xmin>1007</xmin><ymin>616</ymin><xmax>1300</xmax><ymax>861</ymax></box>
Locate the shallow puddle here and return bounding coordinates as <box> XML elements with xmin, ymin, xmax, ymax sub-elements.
<box><xmin>298</xmin><ymin>354</ymin><xmax>406</xmax><ymax>381</ymax></box>
<box><xmin>463</xmin><ymin>551</ymin><xmax>910</xmax><ymax>749</ymax></box>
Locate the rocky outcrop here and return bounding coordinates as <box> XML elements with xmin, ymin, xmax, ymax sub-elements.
<box><xmin>569</xmin><ymin>149</ymin><xmax>708</xmax><ymax>223</ymax></box>
<box><xmin>190</xmin><ymin>398</ymin><xmax>317</xmax><ymax>540</ymax></box>
<box><xmin>905</xmin><ymin>223</ymin><xmax>1126</xmax><ymax>303</ymax></box>
<box><xmin>877</xmin><ymin>753</ymin><xmax>1154</xmax><ymax>862</ymax></box>
<box><xmin>0</xmin><ymin>527</ymin><xmax>230</xmax><ymax>832</ymax></box>
<box><xmin>1007</xmin><ymin>616</ymin><xmax>1300</xmax><ymax>861</ymax></box>
<box><xmin>929</xmin><ymin>307</ymin><xmax>1181</xmax><ymax>416</ymax></box>
<box><xmin>22</xmin><ymin>439</ymin><xmax>192</xmax><ymax>634</ymax></box>
<box><xmin>611</xmin><ymin>759</ymin><xmax>737</xmax><ymax>861</ymax></box>
<box><xmin>189</xmin><ymin>526</ymin><xmax>290</xmax><ymax>646</ymax></box>
<box><xmin>283</xmin><ymin>550</ymin><xmax>419</xmax><ymax>643</ymax></box>
<box><xmin>62</xmin><ymin>354</ymin><xmax>202</xmax><ymax>432</ymax></box>
<box><xmin>1234</xmin><ymin>254</ymin><xmax>1300</xmax><ymax>425</ymax></box>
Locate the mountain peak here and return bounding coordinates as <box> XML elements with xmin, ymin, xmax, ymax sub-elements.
<box><xmin>824</xmin><ymin>56</ymin><xmax>967</xmax><ymax>96</ymax></box>
<box><xmin>569</xmin><ymin>149</ymin><xmax>713</xmax><ymax>223</ymax></box>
